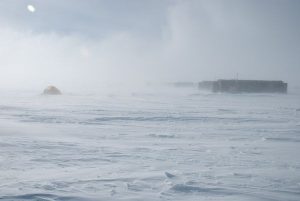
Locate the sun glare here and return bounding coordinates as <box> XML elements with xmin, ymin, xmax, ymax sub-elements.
<box><xmin>27</xmin><ymin>5</ymin><xmax>36</xmax><ymax>13</ymax></box>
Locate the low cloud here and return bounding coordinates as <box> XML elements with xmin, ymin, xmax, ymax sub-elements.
<box><xmin>0</xmin><ymin>0</ymin><xmax>299</xmax><ymax>91</ymax></box>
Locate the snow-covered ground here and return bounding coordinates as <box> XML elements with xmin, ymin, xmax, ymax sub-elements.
<box><xmin>0</xmin><ymin>87</ymin><xmax>300</xmax><ymax>201</ymax></box>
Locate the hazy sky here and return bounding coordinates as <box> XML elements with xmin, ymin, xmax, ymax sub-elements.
<box><xmin>0</xmin><ymin>0</ymin><xmax>299</xmax><ymax>90</ymax></box>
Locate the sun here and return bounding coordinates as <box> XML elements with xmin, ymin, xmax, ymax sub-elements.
<box><xmin>27</xmin><ymin>5</ymin><xmax>36</xmax><ymax>13</ymax></box>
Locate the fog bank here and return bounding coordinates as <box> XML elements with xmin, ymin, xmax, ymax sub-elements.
<box><xmin>0</xmin><ymin>0</ymin><xmax>299</xmax><ymax>91</ymax></box>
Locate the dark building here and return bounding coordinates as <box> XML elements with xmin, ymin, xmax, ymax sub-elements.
<box><xmin>199</xmin><ymin>79</ymin><xmax>287</xmax><ymax>93</ymax></box>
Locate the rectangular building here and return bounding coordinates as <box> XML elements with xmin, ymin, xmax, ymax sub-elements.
<box><xmin>199</xmin><ymin>80</ymin><xmax>288</xmax><ymax>93</ymax></box>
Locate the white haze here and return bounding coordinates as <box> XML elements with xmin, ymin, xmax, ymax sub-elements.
<box><xmin>0</xmin><ymin>0</ymin><xmax>299</xmax><ymax>92</ymax></box>
<box><xmin>1</xmin><ymin>1</ymin><xmax>300</xmax><ymax>200</ymax></box>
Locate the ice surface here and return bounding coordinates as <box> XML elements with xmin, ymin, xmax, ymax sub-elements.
<box><xmin>0</xmin><ymin>88</ymin><xmax>300</xmax><ymax>201</ymax></box>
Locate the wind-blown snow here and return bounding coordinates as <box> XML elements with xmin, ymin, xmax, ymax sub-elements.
<box><xmin>0</xmin><ymin>87</ymin><xmax>300</xmax><ymax>201</ymax></box>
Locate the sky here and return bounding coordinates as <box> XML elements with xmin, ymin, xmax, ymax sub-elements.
<box><xmin>0</xmin><ymin>0</ymin><xmax>299</xmax><ymax>90</ymax></box>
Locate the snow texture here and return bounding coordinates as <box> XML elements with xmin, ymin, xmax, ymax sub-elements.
<box><xmin>0</xmin><ymin>88</ymin><xmax>300</xmax><ymax>201</ymax></box>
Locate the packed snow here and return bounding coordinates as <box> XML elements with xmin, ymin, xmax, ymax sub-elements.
<box><xmin>0</xmin><ymin>87</ymin><xmax>299</xmax><ymax>201</ymax></box>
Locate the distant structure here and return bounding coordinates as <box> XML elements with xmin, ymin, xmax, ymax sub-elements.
<box><xmin>43</xmin><ymin>86</ymin><xmax>62</xmax><ymax>95</ymax></box>
<box><xmin>171</xmin><ymin>82</ymin><xmax>196</xmax><ymax>88</ymax></box>
<box><xmin>199</xmin><ymin>79</ymin><xmax>287</xmax><ymax>93</ymax></box>
<box><xmin>198</xmin><ymin>81</ymin><xmax>215</xmax><ymax>91</ymax></box>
